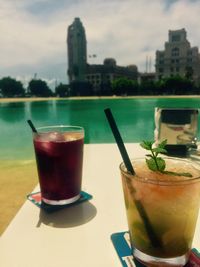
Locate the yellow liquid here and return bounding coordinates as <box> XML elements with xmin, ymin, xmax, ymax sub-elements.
<box><xmin>121</xmin><ymin>159</ymin><xmax>200</xmax><ymax>258</ymax></box>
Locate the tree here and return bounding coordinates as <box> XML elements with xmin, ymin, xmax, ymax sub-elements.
<box><xmin>162</xmin><ymin>76</ymin><xmax>194</xmax><ymax>95</ymax></box>
<box><xmin>127</xmin><ymin>80</ymin><xmax>139</xmax><ymax>95</ymax></box>
<box><xmin>55</xmin><ymin>83</ymin><xmax>69</xmax><ymax>97</ymax></box>
<box><xmin>0</xmin><ymin>77</ymin><xmax>25</xmax><ymax>97</ymax></box>
<box><xmin>185</xmin><ymin>66</ymin><xmax>194</xmax><ymax>80</ymax></box>
<box><xmin>112</xmin><ymin>77</ymin><xmax>135</xmax><ymax>95</ymax></box>
<box><xmin>139</xmin><ymin>81</ymin><xmax>160</xmax><ymax>95</ymax></box>
<box><xmin>28</xmin><ymin>79</ymin><xmax>53</xmax><ymax>97</ymax></box>
<box><xmin>70</xmin><ymin>81</ymin><xmax>93</xmax><ymax>96</ymax></box>
<box><xmin>99</xmin><ymin>81</ymin><xmax>112</xmax><ymax>96</ymax></box>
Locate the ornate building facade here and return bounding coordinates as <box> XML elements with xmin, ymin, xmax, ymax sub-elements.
<box><xmin>155</xmin><ymin>28</ymin><xmax>200</xmax><ymax>84</ymax></box>
<box><xmin>86</xmin><ymin>58</ymin><xmax>138</xmax><ymax>93</ymax></box>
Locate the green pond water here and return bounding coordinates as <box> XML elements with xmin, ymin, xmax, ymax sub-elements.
<box><xmin>0</xmin><ymin>97</ymin><xmax>200</xmax><ymax>160</ymax></box>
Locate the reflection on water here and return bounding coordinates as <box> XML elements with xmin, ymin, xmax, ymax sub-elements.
<box><xmin>29</xmin><ymin>101</ymin><xmax>55</xmax><ymax>123</ymax></box>
<box><xmin>0</xmin><ymin>102</ymin><xmax>25</xmax><ymax>122</ymax></box>
<box><xmin>0</xmin><ymin>98</ymin><xmax>200</xmax><ymax>160</ymax></box>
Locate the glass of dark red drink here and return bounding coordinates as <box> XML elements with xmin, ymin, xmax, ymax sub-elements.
<box><xmin>33</xmin><ymin>125</ymin><xmax>84</xmax><ymax>205</ymax></box>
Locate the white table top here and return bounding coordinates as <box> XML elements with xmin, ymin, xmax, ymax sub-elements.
<box><xmin>0</xmin><ymin>143</ymin><xmax>200</xmax><ymax>267</ymax></box>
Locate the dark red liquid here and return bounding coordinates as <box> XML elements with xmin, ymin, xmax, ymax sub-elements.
<box><xmin>33</xmin><ymin>132</ymin><xmax>84</xmax><ymax>202</ymax></box>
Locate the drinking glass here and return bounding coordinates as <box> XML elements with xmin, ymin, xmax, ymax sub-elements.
<box><xmin>120</xmin><ymin>157</ymin><xmax>200</xmax><ymax>266</ymax></box>
<box><xmin>154</xmin><ymin>108</ymin><xmax>198</xmax><ymax>155</ymax></box>
<box><xmin>33</xmin><ymin>125</ymin><xmax>84</xmax><ymax>205</ymax></box>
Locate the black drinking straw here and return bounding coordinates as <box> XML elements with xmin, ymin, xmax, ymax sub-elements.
<box><xmin>104</xmin><ymin>108</ymin><xmax>162</xmax><ymax>248</ymax></box>
<box><xmin>27</xmin><ymin>119</ymin><xmax>37</xmax><ymax>133</ymax></box>
<box><xmin>104</xmin><ymin>108</ymin><xmax>135</xmax><ymax>175</ymax></box>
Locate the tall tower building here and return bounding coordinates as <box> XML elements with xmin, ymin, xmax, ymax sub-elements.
<box><xmin>155</xmin><ymin>28</ymin><xmax>200</xmax><ymax>84</ymax></box>
<box><xmin>67</xmin><ymin>17</ymin><xmax>87</xmax><ymax>83</ymax></box>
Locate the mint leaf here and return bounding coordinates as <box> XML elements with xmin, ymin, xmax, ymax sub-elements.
<box><xmin>156</xmin><ymin>157</ymin><xmax>166</xmax><ymax>171</ymax></box>
<box><xmin>140</xmin><ymin>139</ymin><xmax>192</xmax><ymax>177</ymax></box>
<box><xmin>152</xmin><ymin>147</ymin><xmax>167</xmax><ymax>154</ymax></box>
<box><xmin>146</xmin><ymin>154</ymin><xmax>154</xmax><ymax>158</ymax></box>
<box><xmin>159</xmin><ymin>139</ymin><xmax>167</xmax><ymax>149</ymax></box>
<box><xmin>146</xmin><ymin>158</ymin><xmax>158</xmax><ymax>171</ymax></box>
<box><xmin>140</xmin><ymin>141</ymin><xmax>153</xmax><ymax>150</ymax></box>
<box><xmin>162</xmin><ymin>171</ymin><xmax>193</xmax><ymax>177</ymax></box>
<box><xmin>146</xmin><ymin>157</ymin><xmax>165</xmax><ymax>172</ymax></box>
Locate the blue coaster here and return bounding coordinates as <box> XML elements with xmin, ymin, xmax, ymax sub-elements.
<box><xmin>111</xmin><ymin>231</ymin><xmax>143</xmax><ymax>267</ymax></box>
<box><xmin>27</xmin><ymin>191</ymin><xmax>93</xmax><ymax>213</ymax></box>
<box><xmin>111</xmin><ymin>231</ymin><xmax>200</xmax><ymax>267</ymax></box>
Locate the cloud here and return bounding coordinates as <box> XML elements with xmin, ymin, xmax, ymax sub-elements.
<box><xmin>0</xmin><ymin>0</ymin><xmax>200</xmax><ymax>85</ymax></box>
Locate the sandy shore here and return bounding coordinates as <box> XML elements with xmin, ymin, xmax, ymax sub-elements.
<box><xmin>1</xmin><ymin>95</ymin><xmax>200</xmax><ymax>103</ymax></box>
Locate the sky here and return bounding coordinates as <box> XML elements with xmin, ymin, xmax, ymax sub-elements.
<box><xmin>1</xmin><ymin>0</ymin><xmax>200</xmax><ymax>89</ymax></box>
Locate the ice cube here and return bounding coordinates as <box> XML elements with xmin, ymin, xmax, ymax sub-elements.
<box><xmin>65</xmin><ymin>135</ymin><xmax>76</xmax><ymax>141</ymax></box>
<box><xmin>35</xmin><ymin>138</ymin><xmax>60</xmax><ymax>156</ymax></box>
<box><xmin>34</xmin><ymin>132</ymin><xmax>65</xmax><ymax>156</ymax></box>
<box><xmin>63</xmin><ymin>132</ymin><xmax>82</xmax><ymax>141</ymax></box>
<box><xmin>34</xmin><ymin>133</ymin><xmax>49</xmax><ymax>143</ymax></box>
<box><xmin>48</xmin><ymin>131</ymin><xmax>65</xmax><ymax>142</ymax></box>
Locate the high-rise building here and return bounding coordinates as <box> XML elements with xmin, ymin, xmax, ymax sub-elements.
<box><xmin>67</xmin><ymin>18</ymin><xmax>87</xmax><ymax>83</ymax></box>
<box><xmin>155</xmin><ymin>28</ymin><xmax>200</xmax><ymax>84</ymax></box>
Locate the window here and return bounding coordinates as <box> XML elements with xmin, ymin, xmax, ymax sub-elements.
<box><xmin>187</xmin><ymin>58</ymin><xmax>192</xmax><ymax>63</ymax></box>
<box><xmin>171</xmin><ymin>47</ymin><xmax>179</xmax><ymax>57</ymax></box>
<box><xmin>172</xmin><ymin>34</ymin><xmax>180</xmax><ymax>42</ymax></box>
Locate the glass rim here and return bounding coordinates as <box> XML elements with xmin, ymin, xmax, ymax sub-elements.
<box><xmin>119</xmin><ymin>157</ymin><xmax>200</xmax><ymax>185</ymax></box>
<box><xmin>35</xmin><ymin>125</ymin><xmax>84</xmax><ymax>133</ymax></box>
